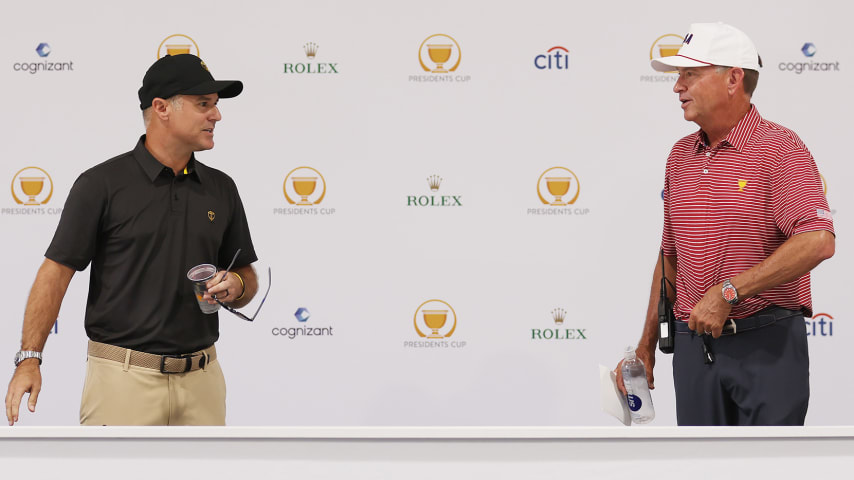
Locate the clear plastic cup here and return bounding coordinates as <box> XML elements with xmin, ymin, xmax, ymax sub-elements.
<box><xmin>187</xmin><ymin>264</ymin><xmax>220</xmax><ymax>314</ymax></box>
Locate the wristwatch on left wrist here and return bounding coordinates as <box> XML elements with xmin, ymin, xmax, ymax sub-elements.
<box><xmin>721</xmin><ymin>279</ymin><xmax>739</xmax><ymax>305</ymax></box>
<box><xmin>14</xmin><ymin>350</ymin><xmax>42</xmax><ymax>367</ymax></box>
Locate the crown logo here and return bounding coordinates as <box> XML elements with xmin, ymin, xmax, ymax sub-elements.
<box><xmin>199</xmin><ymin>60</ymin><xmax>209</xmax><ymax>72</ymax></box>
<box><xmin>304</xmin><ymin>42</ymin><xmax>318</xmax><ymax>59</ymax></box>
<box><xmin>551</xmin><ymin>308</ymin><xmax>566</xmax><ymax>325</ymax></box>
<box><xmin>427</xmin><ymin>175</ymin><xmax>442</xmax><ymax>192</ymax></box>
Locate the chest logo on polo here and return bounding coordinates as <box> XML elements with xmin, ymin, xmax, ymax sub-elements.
<box><xmin>738</xmin><ymin>180</ymin><xmax>748</xmax><ymax>192</ymax></box>
<box><xmin>208</xmin><ymin>211</ymin><xmax>215</xmax><ymax>222</ymax></box>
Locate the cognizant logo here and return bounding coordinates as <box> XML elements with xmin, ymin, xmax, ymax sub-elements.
<box><xmin>13</xmin><ymin>43</ymin><xmax>75</xmax><ymax>74</ymax></box>
<box><xmin>778</xmin><ymin>43</ymin><xmax>840</xmax><ymax>74</ymax></box>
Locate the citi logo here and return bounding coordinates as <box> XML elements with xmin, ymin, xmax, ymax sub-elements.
<box><xmin>534</xmin><ymin>46</ymin><xmax>569</xmax><ymax>70</ymax></box>
<box><xmin>806</xmin><ymin>313</ymin><xmax>833</xmax><ymax>337</ymax></box>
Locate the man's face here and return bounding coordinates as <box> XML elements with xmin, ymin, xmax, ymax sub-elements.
<box><xmin>168</xmin><ymin>93</ymin><xmax>222</xmax><ymax>152</ymax></box>
<box><xmin>673</xmin><ymin>66</ymin><xmax>729</xmax><ymax>124</ymax></box>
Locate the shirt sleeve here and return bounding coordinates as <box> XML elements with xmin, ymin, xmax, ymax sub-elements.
<box><xmin>772</xmin><ymin>144</ymin><xmax>834</xmax><ymax>238</ymax></box>
<box><xmin>44</xmin><ymin>171</ymin><xmax>106</xmax><ymax>271</ymax></box>
<box><xmin>218</xmin><ymin>177</ymin><xmax>258</xmax><ymax>269</ymax></box>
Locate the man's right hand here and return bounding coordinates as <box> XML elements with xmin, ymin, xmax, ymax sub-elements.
<box><xmin>5</xmin><ymin>360</ymin><xmax>42</xmax><ymax>425</ymax></box>
<box><xmin>615</xmin><ymin>346</ymin><xmax>656</xmax><ymax>396</ymax></box>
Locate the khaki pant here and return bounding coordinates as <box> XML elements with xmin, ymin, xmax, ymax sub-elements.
<box><xmin>79</xmin><ymin>353</ymin><xmax>226</xmax><ymax>426</ymax></box>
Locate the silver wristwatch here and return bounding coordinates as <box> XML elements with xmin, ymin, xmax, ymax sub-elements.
<box><xmin>14</xmin><ymin>350</ymin><xmax>42</xmax><ymax>367</ymax></box>
<box><xmin>721</xmin><ymin>279</ymin><xmax>739</xmax><ymax>305</ymax></box>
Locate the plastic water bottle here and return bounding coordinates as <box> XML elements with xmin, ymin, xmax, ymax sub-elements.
<box><xmin>621</xmin><ymin>346</ymin><xmax>655</xmax><ymax>424</ymax></box>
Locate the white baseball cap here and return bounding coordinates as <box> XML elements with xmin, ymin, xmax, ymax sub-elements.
<box><xmin>651</xmin><ymin>22</ymin><xmax>762</xmax><ymax>72</ymax></box>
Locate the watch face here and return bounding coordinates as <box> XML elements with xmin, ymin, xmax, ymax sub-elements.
<box><xmin>723</xmin><ymin>286</ymin><xmax>738</xmax><ymax>303</ymax></box>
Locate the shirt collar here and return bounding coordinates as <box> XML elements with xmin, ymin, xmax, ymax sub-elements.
<box><xmin>133</xmin><ymin>135</ymin><xmax>203</xmax><ymax>183</ymax></box>
<box><xmin>693</xmin><ymin>104</ymin><xmax>762</xmax><ymax>154</ymax></box>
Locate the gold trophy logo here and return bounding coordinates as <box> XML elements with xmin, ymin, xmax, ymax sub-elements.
<box><xmin>284</xmin><ymin>167</ymin><xmax>327</xmax><ymax>206</ymax></box>
<box><xmin>537</xmin><ymin>167</ymin><xmax>580</xmax><ymax>206</ymax></box>
<box><xmin>649</xmin><ymin>34</ymin><xmax>684</xmax><ymax>73</ymax></box>
<box><xmin>419</xmin><ymin>34</ymin><xmax>461</xmax><ymax>73</ymax></box>
<box><xmin>11</xmin><ymin>167</ymin><xmax>54</xmax><ymax>206</ymax></box>
<box><xmin>414</xmin><ymin>299</ymin><xmax>457</xmax><ymax>339</ymax></box>
<box><xmin>157</xmin><ymin>34</ymin><xmax>200</xmax><ymax>59</ymax></box>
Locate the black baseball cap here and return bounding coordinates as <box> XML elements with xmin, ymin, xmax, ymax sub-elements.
<box><xmin>138</xmin><ymin>54</ymin><xmax>243</xmax><ymax>110</ymax></box>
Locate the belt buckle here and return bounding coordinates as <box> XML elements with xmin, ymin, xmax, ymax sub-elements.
<box><xmin>722</xmin><ymin>318</ymin><xmax>738</xmax><ymax>335</ymax></box>
<box><xmin>160</xmin><ymin>354</ymin><xmax>194</xmax><ymax>374</ymax></box>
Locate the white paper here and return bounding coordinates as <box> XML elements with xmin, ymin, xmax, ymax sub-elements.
<box><xmin>599</xmin><ymin>364</ymin><xmax>631</xmax><ymax>426</ymax></box>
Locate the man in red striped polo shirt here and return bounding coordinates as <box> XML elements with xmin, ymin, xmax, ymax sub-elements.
<box><xmin>618</xmin><ymin>22</ymin><xmax>835</xmax><ymax>425</ymax></box>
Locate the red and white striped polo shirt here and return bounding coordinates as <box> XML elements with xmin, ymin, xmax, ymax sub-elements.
<box><xmin>661</xmin><ymin>105</ymin><xmax>834</xmax><ymax>320</ymax></box>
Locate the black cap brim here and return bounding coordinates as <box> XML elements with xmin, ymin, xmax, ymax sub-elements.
<box><xmin>181</xmin><ymin>80</ymin><xmax>243</xmax><ymax>98</ymax></box>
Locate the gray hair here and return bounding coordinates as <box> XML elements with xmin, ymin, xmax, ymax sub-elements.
<box><xmin>715</xmin><ymin>66</ymin><xmax>759</xmax><ymax>97</ymax></box>
<box><xmin>142</xmin><ymin>95</ymin><xmax>184</xmax><ymax>128</ymax></box>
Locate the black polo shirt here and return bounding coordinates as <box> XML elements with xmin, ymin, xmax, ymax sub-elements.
<box><xmin>46</xmin><ymin>136</ymin><xmax>257</xmax><ymax>354</ymax></box>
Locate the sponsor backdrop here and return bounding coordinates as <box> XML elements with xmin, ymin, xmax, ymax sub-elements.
<box><xmin>0</xmin><ymin>0</ymin><xmax>849</xmax><ymax>426</ymax></box>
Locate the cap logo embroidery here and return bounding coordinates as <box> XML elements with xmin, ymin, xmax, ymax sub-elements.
<box><xmin>738</xmin><ymin>180</ymin><xmax>748</xmax><ymax>192</ymax></box>
<box><xmin>683</xmin><ymin>33</ymin><xmax>693</xmax><ymax>45</ymax></box>
<box><xmin>208</xmin><ymin>210</ymin><xmax>215</xmax><ymax>222</ymax></box>
<box><xmin>200</xmin><ymin>60</ymin><xmax>209</xmax><ymax>72</ymax></box>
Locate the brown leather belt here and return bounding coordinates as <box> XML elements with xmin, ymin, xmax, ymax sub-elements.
<box><xmin>87</xmin><ymin>340</ymin><xmax>216</xmax><ymax>374</ymax></box>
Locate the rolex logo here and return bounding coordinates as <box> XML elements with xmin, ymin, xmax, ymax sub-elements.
<box><xmin>407</xmin><ymin>174</ymin><xmax>461</xmax><ymax>207</ymax></box>
<box><xmin>284</xmin><ymin>42</ymin><xmax>339</xmax><ymax>74</ymax></box>
<box><xmin>551</xmin><ymin>308</ymin><xmax>566</xmax><ymax>325</ymax></box>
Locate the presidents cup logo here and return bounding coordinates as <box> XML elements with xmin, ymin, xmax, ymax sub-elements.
<box><xmin>818</xmin><ymin>174</ymin><xmax>837</xmax><ymax>215</ymax></box>
<box><xmin>530</xmin><ymin>307</ymin><xmax>588</xmax><ymax>341</ymax></box>
<box><xmin>283</xmin><ymin>42</ymin><xmax>340</xmax><ymax>74</ymax></box>
<box><xmin>640</xmin><ymin>33</ymin><xmax>683</xmax><ymax>82</ymax></box>
<box><xmin>273</xmin><ymin>167</ymin><xmax>336</xmax><ymax>216</ymax></box>
<box><xmin>406</xmin><ymin>174</ymin><xmax>463</xmax><ymax>207</ymax></box>
<box><xmin>157</xmin><ymin>34</ymin><xmax>199</xmax><ymax>58</ymax></box>
<box><xmin>11</xmin><ymin>167</ymin><xmax>53</xmax><ymax>205</ymax></box>
<box><xmin>405</xmin><ymin>299</ymin><xmax>467</xmax><ymax>348</ymax></box>
<box><xmin>779</xmin><ymin>42</ymin><xmax>840</xmax><ymax>74</ymax></box>
<box><xmin>12</xmin><ymin>42</ymin><xmax>75</xmax><ymax>75</ymax></box>
<box><xmin>410</xmin><ymin>34</ymin><xmax>470</xmax><ymax>83</ymax></box>
<box><xmin>4</xmin><ymin>167</ymin><xmax>62</xmax><ymax>216</ymax></box>
<box><xmin>537</xmin><ymin>167</ymin><xmax>579</xmax><ymax>205</ymax></box>
<box><xmin>528</xmin><ymin>167</ymin><xmax>589</xmax><ymax>216</ymax></box>
<box><xmin>806</xmin><ymin>312</ymin><xmax>834</xmax><ymax>337</ymax></box>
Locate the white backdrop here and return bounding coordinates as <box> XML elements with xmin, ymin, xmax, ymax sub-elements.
<box><xmin>0</xmin><ymin>0</ymin><xmax>849</xmax><ymax>427</ymax></box>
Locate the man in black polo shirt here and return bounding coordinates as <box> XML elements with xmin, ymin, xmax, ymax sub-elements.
<box><xmin>5</xmin><ymin>54</ymin><xmax>258</xmax><ymax>426</ymax></box>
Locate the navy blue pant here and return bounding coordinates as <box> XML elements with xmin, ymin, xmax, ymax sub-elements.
<box><xmin>672</xmin><ymin>307</ymin><xmax>809</xmax><ymax>426</ymax></box>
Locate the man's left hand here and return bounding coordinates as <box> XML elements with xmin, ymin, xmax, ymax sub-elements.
<box><xmin>203</xmin><ymin>271</ymin><xmax>243</xmax><ymax>304</ymax></box>
<box><xmin>687</xmin><ymin>283</ymin><xmax>732</xmax><ymax>338</ymax></box>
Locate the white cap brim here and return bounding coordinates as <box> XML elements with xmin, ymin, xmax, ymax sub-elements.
<box><xmin>650</xmin><ymin>54</ymin><xmax>713</xmax><ymax>72</ymax></box>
